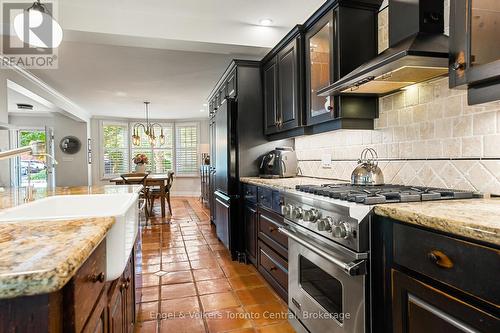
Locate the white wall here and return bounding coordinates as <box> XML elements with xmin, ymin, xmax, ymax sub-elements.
<box><xmin>90</xmin><ymin>117</ymin><xmax>209</xmax><ymax>197</ymax></box>
<box><xmin>8</xmin><ymin>113</ymin><xmax>90</xmax><ymax>187</ymax></box>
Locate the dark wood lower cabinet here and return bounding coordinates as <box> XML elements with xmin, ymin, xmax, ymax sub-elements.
<box><xmin>243</xmin><ymin>201</ymin><xmax>257</xmax><ymax>265</ymax></box>
<box><xmin>0</xmin><ymin>240</ymin><xmax>136</xmax><ymax>333</ymax></box>
<box><xmin>392</xmin><ymin>269</ymin><xmax>499</xmax><ymax>333</ymax></box>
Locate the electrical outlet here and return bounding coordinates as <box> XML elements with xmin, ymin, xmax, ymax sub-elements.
<box><xmin>321</xmin><ymin>153</ymin><xmax>332</xmax><ymax>168</ymax></box>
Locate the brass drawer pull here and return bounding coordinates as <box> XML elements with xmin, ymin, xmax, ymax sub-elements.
<box><xmin>427</xmin><ymin>250</ymin><xmax>454</xmax><ymax>269</ymax></box>
<box><xmin>89</xmin><ymin>272</ymin><xmax>105</xmax><ymax>283</ymax></box>
<box><xmin>268</xmin><ymin>226</ymin><xmax>277</xmax><ymax>233</ymax></box>
<box><xmin>269</xmin><ymin>266</ymin><xmax>277</xmax><ymax>271</ymax></box>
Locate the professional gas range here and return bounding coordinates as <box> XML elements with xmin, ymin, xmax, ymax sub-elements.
<box><xmin>278</xmin><ymin>183</ymin><xmax>476</xmax><ymax>333</ymax></box>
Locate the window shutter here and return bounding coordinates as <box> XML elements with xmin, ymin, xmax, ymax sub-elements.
<box><xmin>102</xmin><ymin>122</ymin><xmax>129</xmax><ymax>177</ymax></box>
<box><xmin>175</xmin><ymin>124</ymin><xmax>199</xmax><ymax>175</ymax></box>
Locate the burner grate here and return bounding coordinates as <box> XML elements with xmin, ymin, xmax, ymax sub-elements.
<box><xmin>295</xmin><ymin>184</ymin><xmax>475</xmax><ymax>204</ymax></box>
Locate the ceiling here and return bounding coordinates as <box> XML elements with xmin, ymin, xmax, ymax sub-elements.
<box><xmin>24</xmin><ymin>0</ymin><xmax>325</xmax><ymax>119</ymax></box>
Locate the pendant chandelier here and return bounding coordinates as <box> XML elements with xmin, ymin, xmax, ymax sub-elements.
<box><xmin>131</xmin><ymin>101</ymin><xmax>165</xmax><ymax>147</ymax></box>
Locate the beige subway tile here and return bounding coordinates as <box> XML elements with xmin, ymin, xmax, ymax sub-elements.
<box><xmin>382</xmin><ymin>128</ymin><xmax>393</xmax><ymax>143</ymax></box>
<box><xmin>426</xmin><ymin>100</ymin><xmax>444</xmax><ymax>119</ymax></box>
<box><xmin>419</xmin><ymin>84</ymin><xmax>434</xmax><ymax>104</ymax></box>
<box><xmin>473</xmin><ymin>111</ymin><xmax>496</xmax><ymax>135</ymax></box>
<box><xmin>443</xmin><ymin>96</ymin><xmax>463</xmax><ymax>117</ymax></box>
<box><xmin>393</xmin><ymin>126</ymin><xmax>406</xmax><ymax>142</ymax></box>
<box><xmin>426</xmin><ymin>140</ymin><xmax>443</xmax><ymax>158</ymax></box>
<box><xmin>399</xmin><ymin>108</ymin><xmax>413</xmax><ymax>124</ymax></box>
<box><xmin>483</xmin><ymin>134</ymin><xmax>500</xmax><ymax>157</ymax></box>
<box><xmin>452</xmin><ymin>116</ymin><xmax>472</xmax><ymax>137</ymax></box>
<box><xmin>405</xmin><ymin>86</ymin><xmax>419</xmax><ymax>106</ymax></box>
<box><xmin>442</xmin><ymin>138</ymin><xmax>461</xmax><ymax>158</ymax></box>
<box><xmin>380</xmin><ymin>95</ymin><xmax>393</xmax><ymax>112</ymax></box>
<box><xmin>386</xmin><ymin>111</ymin><xmax>399</xmax><ymax>127</ymax></box>
<box><xmin>399</xmin><ymin>142</ymin><xmax>413</xmax><ymax>158</ymax></box>
<box><xmin>376</xmin><ymin>111</ymin><xmax>388</xmax><ymax>128</ymax></box>
<box><xmin>393</xmin><ymin>91</ymin><xmax>405</xmax><ymax>109</ymax></box>
<box><xmin>434</xmin><ymin>118</ymin><xmax>453</xmax><ymax>138</ymax></box>
<box><xmin>412</xmin><ymin>105</ymin><xmax>427</xmax><ymax>123</ymax></box>
<box><xmin>498</xmin><ymin>110</ymin><xmax>500</xmax><ymax>133</ymax></box>
<box><xmin>406</xmin><ymin>124</ymin><xmax>420</xmax><ymax>141</ymax></box>
<box><xmin>419</xmin><ymin>122</ymin><xmax>435</xmax><ymax>140</ymax></box>
<box><xmin>433</xmin><ymin>77</ymin><xmax>451</xmax><ymax>99</ymax></box>
<box><xmin>371</xmin><ymin>130</ymin><xmax>383</xmax><ymax>144</ymax></box>
<box><xmin>461</xmin><ymin>136</ymin><xmax>482</xmax><ymax>157</ymax></box>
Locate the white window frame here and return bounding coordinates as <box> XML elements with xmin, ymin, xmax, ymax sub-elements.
<box><xmin>98</xmin><ymin>120</ymin><xmax>201</xmax><ymax>180</ymax></box>
<box><xmin>99</xmin><ymin>120</ymin><xmax>130</xmax><ymax>179</ymax></box>
<box><xmin>174</xmin><ymin>122</ymin><xmax>200</xmax><ymax>177</ymax></box>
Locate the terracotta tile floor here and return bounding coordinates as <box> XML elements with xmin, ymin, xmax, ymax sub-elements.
<box><xmin>134</xmin><ymin>197</ymin><xmax>295</xmax><ymax>333</ymax></box>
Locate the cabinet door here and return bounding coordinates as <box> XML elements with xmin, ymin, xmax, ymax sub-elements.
<box><xmin>277</xmin><ymin>38</ymin><xmax>300</xmax><ymax>131</ymax></box>
<box><xmin>215</xmin><ymin>193</ymin><xmax>230</xmax><ymax>249</ymax></box>
<box><xmin>226</xmin><ymin>69</ymin><xmax>237</xmax><ymax>98</ymax></box>
<box><xmin>244</xmin><ymin>203</ymin><xmax>257</xmax><ymax>265</ymax></box>
<box><xmin>209</xmin><ymin>120</ymin><xmax>216</xmax><ymax>223</ymax></box>
<box><xmin>82</xmin><ymin>291</ymin><xmax>107</xmax><ymax>333</ymax></box>
<box><xmin>392</xmin><ymin>269</ymin><xmax>499</xmax><ymax>333</ymax></box>
<box><xmin>305</xmin><ymin>10</ymin><xmax>336</xmax><ymax>125</ymax></box>
<box><xmin>123</xmin><ymin>256</ymin><xmax>135</xmax><ymax>333</ymax></box>
<box><xmin>108</xmin><ymin>280</ymin><xmax>124</xmax><ymax>333</ymax></box>
<box><xmin>263</xmin><ymin>58</ymin><xmax>278</xmax><ymax>135</ymax></box>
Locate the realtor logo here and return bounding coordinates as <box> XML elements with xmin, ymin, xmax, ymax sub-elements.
<box><xmin>1</xmin><ymin>1</ymin><xmax>62</xmax><ymax>68</ymax></box>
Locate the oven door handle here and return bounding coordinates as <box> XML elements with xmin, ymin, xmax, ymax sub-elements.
<box><xmin>278</xmin><ymin>227</ymin><xmax>367</xmax><ymax>276</ymax></box>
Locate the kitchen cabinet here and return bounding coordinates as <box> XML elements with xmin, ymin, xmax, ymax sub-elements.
<box><xmin>450</xmin><ymin>0</ymin><xmax>500</xmax><ymax>105</ymax></box>
<box><xmin>305</xmin><ymin>2</ymin><xmax>379</xmax><ymax>126</ymax></box>
<box><xmin>0</xmin><ymin>240</ymin><xmax>137</xmax><ymax>333</ymax></box>
<box><xmin>243</xmin><ymin>201</ymin><xmax>258</xmax><ymax>265</ymax></box>
<box><xmin>262</xmin><ymin>27</ymin><xmax>305</xmax><ymax>136</ymax></box>
<box><xmin>371</xmin><ymin>216</ymin><xmax>500</xmax><ymax>333</ymax></box>
<box><xmin>241</xmin><ymin>183</ymin><xmax>288</xmax><ymax>301</ymax></box>
<box><xmin>208</xmin><ymin>117</ymin><xmax>216</xmax><ymax>223</ymax></box>
<box><xmin>108</xmin><ymin>252</ymin><xmax>135</xmax><ymax>333</ymax></box>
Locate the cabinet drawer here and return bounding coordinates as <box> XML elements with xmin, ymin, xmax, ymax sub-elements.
<box><xmin>393</xmin><ymin>223</ymin><xmax>500</xmax><ymax>306</ymax></box>
<box><xmin>258</xmin><ymin>209</ymin><xmax>287</xmax><ymax>257</ymax></box>
<box><xmin>64</xmin><ymin>240</ymin><xmax>107</xmax><ymax>333</ymax></box>
<box><xmin>243</xmin><ymin>184</ymin><xmax>257</xmax><ymax>203</ymax></box>
<box><xmin>258</xmin><ymin>241</ymin><xmax>288</xmax><ymax>301</ymax></box>
<box><xmin>258</xmin><ymin>187</ymin><xmax>273</xmax><ymax>209</ymax></box>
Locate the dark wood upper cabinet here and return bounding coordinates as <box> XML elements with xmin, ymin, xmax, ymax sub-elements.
<box><xmin>450</xmin><ymin>0</ymin><xmax>500</xmax><ymax>105</ymax></box>
<box><xmin>305</xmin><ymin>10</ymin><xmax>335</xmax><ymax>125</ymax></box>
<box><xmin>263</xmin><ymin>58</ymin><xmax>278</xmax><ymax>135</ymax></box>
<box><xmin>262</xmin><ymin>28</ymin><xmax>304</xmax><ymax>136</ymax></box>
<box><xmin>277</xmin><ymin>38</ymin><xmax>301</xmax><ymax>132</ymax></box>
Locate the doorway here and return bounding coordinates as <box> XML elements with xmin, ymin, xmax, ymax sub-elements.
<box><xmin>15</xmin><ymin>128</ymin><xmax>55</xmax><ymax>188</ymax></box>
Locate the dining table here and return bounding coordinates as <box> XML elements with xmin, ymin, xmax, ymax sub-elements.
<box><xmin>109</xmin><ymin>173</ymin><xmax>171</xmax><ymax>217</ymax></box>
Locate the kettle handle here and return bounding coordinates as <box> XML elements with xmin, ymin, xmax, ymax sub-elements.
<box><xmin>360</xmin><ymin>148</ymin><xmax>379</xmax><ymax>167</ymax></box>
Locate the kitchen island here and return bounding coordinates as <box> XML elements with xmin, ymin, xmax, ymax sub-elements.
<box><xmin>0</xmin><ymin>185</ymin><xmax>141</xmax><ymax>333</ymax></box>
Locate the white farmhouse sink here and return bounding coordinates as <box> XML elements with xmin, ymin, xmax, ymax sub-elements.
<box><xmin>0</xmin><ymin>193</ymin><xmax>139</xmax><ymax>281</ymax></box>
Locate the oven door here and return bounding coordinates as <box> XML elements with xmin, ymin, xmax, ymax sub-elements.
<box><xmin>280</xmin><ymin>225</ymin><xmax>367</xmax><ymax>333</ymax></box>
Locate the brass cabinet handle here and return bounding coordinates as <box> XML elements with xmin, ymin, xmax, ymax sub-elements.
<box><xmin>269</xmin><ymin>266</ymin><xmax>277</xmax><ymax>271</ymax></box>
<box><xmin>89</xmin><ymin>272</ymin><xmax>105</xmax><ymax>283</ymax></box>
<box><xmin>268</xmin><ymin>226</ymin><xmax>277</xmax><ymax>233</ymax></box>
<box><xmin>427</xmin><ymin>250</ymin><xmax>454</xmax><ymax>269</ymax></box>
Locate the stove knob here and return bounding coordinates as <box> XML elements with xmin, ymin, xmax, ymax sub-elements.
<box><xmin>332</xmin><ymin>222</ymin><xmax>351</xmax><ymax>239</ymax></box>
<box><xmin>281</xmin><ymin>204</ymin><xmax>293</xmax><ymax>217</ymax></box>
<box><xmin>292</xmin><ymin>207</ymin><xmax>304</xmax><ymax>219</ymax></box>
<box><xmin>303</xmin><ymin>209</ymin><xmax>320</xmax><ymax>223</ymax></box>
<box><xmin>317</xmin><ymin>217</ymin><xmax>332</xmax><ymax>232</ymax></box>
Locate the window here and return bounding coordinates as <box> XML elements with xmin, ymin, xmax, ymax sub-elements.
<box><xmin>102</xmin><ymin>122</ymin><xmax>129</xmax><ymax>177</ymax></box>
<box><xmin>131</xmin><ymin>124</ymin><xmax>174</xmax><ymax>173</ymax></box>
<box><xmin>175</xmin><ymin>123</ymin><xmax>199</xmax><ymax>175</ymax></box>
<box><xmin>100</xmin><ymin>121</ymin><xmax>200</xmax><ymax>178</ymax></box>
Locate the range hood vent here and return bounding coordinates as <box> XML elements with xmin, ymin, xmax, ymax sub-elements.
<box><xmin>319</xmin><ymin>0</ymin><xmax>449</xmax><ymax>97</ymax></box>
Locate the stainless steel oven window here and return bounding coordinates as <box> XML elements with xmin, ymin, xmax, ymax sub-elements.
<box><xmin>299</xmin><ymin>255</ymin><xmax>344</xmax><ymax>322</ymax></box>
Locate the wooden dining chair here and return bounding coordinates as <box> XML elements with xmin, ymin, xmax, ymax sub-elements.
<box><xmin>148</xmin><ymin>172</ymin><xmax>174</xmax><ymax>216</ymax></box>
<box><xmin>119</xmin><ymin>172</ymin><xmax>151</xmax><ymax>218</ymax></box>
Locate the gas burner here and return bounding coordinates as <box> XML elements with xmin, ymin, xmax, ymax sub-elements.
<box><xmin>295</xmin><ymin>184</ymin><xmax>475</xmax><ymax>205</ymax></box>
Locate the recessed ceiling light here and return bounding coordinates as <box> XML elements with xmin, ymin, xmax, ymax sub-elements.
<box><xmin>200</xmin><ymin>109</ymin><xmax>205</xmax><ymax>112</ymax></box>
<box><xmin>259</xmin><ymin>18</ymin><xmax>273</xmax><ymax>26</ymax></box>
<box><xmin>203</xmin><ymin>103</ymin><xmax>207</xmax><ymax>107</ymax></box>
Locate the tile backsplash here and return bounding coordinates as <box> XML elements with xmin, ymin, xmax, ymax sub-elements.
<box><xmin>295</xmin><ymin>77</ymin><xmax>500</xmax><ymax>195</ymax></box>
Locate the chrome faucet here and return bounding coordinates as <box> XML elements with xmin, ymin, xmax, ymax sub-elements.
<box><xmin>0</xmin><ymin>141</ymin><xmax>58</xmax><ymax>201</ymax></box>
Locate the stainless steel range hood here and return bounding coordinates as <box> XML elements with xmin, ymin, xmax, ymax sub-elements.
<box><xmin>319</xmin><ymin>0</ymin><xmax>449</xmax><ymax>97</ymax></box>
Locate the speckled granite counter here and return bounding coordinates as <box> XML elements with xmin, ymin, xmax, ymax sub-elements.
<box><xmin>240</xmin><ymin>176</ymin><xmax>344</xmax><ymax>190</ymax></box>
<box><xmin>0</xmin><ymin>185</ymin><xmax>141</xmax><ymax>299</ymax></box>
<box><xmin>374</xmin><ymin>199</ymin><xmax>500</xmax><ymax>247</ymax></box>
<box><xmin>240</xmin><ymin>177</ymin><xmax>500</xmax><ymax>247</ymax></box>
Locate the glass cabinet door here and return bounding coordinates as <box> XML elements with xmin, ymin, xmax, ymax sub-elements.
<box><xmin>470</xmin><ymin>0</ymin><xmax>500</xmax><ymax>69</ymax></box>
<box><xmin>306</xmin><ymin>11</ymin><xmax>335</xmax><ymax>124</ymax></box>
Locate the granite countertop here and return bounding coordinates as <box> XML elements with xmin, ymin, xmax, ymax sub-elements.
<box><xmin>0</xmin><ymin>185</ymin><xmax>141</xmax><ymax>299</ymax></box>
<box><xmin>374</xmin><ymin>199</ymin><xmax>500</xmax><ymax>247</ymax></box>
<box><xmin>239</xmin><ymin>177</ymin><xmax>500</xmax><ymax>247</ymax></box>
<box><xmin>240</xmin><ymin>176</ymin><xmax>343</xmax><ymax>190</ymax></box>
